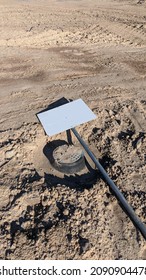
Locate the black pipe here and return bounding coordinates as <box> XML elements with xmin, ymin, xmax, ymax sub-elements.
<box><xmin>71</xmin><ymin>127</ymin><xmax>146</xmax><ymax>239</ymax></box>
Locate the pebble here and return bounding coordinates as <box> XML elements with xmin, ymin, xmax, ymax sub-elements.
<box><xmin>109</xmin><ymin>110</ymin><xmax>114</xmax><ymax>116</ymax></box>
<box><xmin>63</xmin><ymin>209</ymin><xmax>69</xmax><ymax>216</ymax></box>
<box><xmin>22</xmin><ymin>221</ymin><xmax>32</xmax><ymax>230</ymax></box>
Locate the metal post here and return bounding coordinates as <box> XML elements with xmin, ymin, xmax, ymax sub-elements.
<box><xmin>71</xmin><ymin>127</ymin><xmax>146</xmax><ymax>239</ymax></box>
<box><xmin>66</xmin><ymin>129</ymin><xmax>73</xmax><ymax>145</ymax></box>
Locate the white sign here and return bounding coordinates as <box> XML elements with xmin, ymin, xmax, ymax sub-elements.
<box><xmin>37</xmin><ymin>99</ymin><xmax>96</xmax><ymax>136</ymax></box>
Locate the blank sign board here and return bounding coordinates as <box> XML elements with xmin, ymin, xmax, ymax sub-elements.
<box><xmin>37</xmin><ymin>99</ymin><xmax>96</xmax><ymax>136</ymax></box>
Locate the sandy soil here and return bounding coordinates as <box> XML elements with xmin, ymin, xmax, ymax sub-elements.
<box><xmin>0</xmin><ymin>0</ymin><xmax>146</xmax><ymax>260</ymax></box>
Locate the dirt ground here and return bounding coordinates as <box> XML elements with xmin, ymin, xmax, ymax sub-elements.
<box><xmin>0</xmin><ymin>0</ymin><xmax>146</xmax><ymax>260</ymax></box>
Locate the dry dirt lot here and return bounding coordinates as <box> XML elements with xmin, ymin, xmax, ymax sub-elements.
<box><xmin>0</xmin><ymin>0</ymin><xmax>146</xmax><ymax>259</ymax></box>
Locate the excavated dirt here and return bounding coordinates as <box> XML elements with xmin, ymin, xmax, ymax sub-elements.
<box><xmin>0</xmin><ymin>0</ymin><xmax>146</xmax><ymax>260</ymax></box>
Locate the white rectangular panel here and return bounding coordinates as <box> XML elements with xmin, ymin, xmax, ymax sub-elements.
<box><xmin>37</xmin><ymin>99</ymin><xmax>96</xmax><ymax>136</ymax></box>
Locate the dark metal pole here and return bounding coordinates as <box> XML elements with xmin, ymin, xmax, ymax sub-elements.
<box><xmin>71</xmin><ymin>127</ymin><xmax>146</xmax><ymax>239</ymax></box>
<box><xmin>66</xmin><ymin>129</ymin><xmax>73</xmax><ymax>145</ymax></box>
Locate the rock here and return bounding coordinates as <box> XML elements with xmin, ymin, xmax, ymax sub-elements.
<box><xmin>23</xmin><ymin>193</ymin><xmax>40</xmax><ymax>206</ymax></box>
<box><xmin>109</xmin><ymin>110</ymin><xmax>114</xmax><ymax>116</ymax></box>
<box><xmin>22</xmin><ymin>221</ymin><xmax>32</xmax><ymax>230</ymax></box>
<box><xmin>63</xmin><ymin>209</ymin><xmax>69</xmax><ymax>216</ymax></box>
